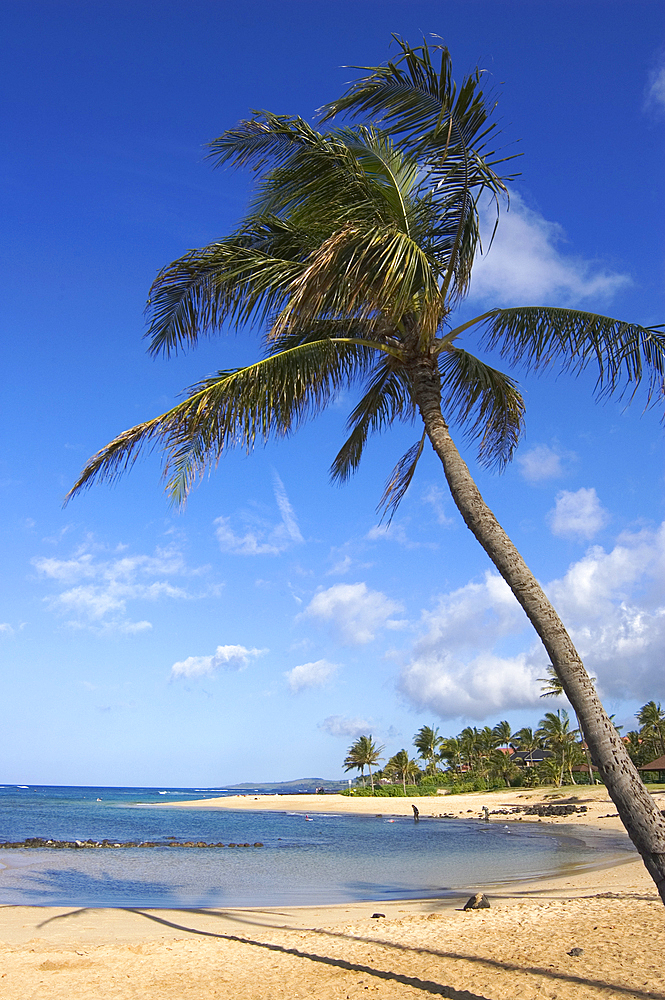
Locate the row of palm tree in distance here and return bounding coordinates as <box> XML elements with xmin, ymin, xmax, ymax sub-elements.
<box><xmin>344</xmin><ymin>699</ymin><xmax>665</xmax><ymax>793</ymax></box>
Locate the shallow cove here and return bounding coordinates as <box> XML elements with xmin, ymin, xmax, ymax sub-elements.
<box><xmin>0</xmin><ymin>786</ymin><xmax>633</xmax><ymax>908</ymax></box>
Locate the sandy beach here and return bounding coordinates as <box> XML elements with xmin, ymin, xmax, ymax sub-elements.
<box><xmin>1</xmin><ymin>786</ymin><xmax>663</xmax><ymax>999</ymax></box>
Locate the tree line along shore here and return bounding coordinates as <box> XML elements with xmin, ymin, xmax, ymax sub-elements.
<box><xmin>342</xmin><ymin>698</ymin><xmax>665</xmax><ymax>796</ymax></box>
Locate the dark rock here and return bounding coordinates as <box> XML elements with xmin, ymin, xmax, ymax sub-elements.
<box><xmin>0</xmin><ymin>836</ymin><xmax>267</xmax><ymax>850</ymax></box>
<box><xmin>464</xmin><ymin>893</ymin><xmax>490</xmax><ymax>910</ymax></box>
<box><xmin>371</xmin><ymin>913</ymin><xmax>386</xmax><ymax>919</ymax></box>
<box><xmin>520</xmin><ymin>803</ymin><xmax>589</xmax><ymax>818</ymax></box>
<box><xmin>568</xmin><ymin>947</ymin><xmax>584</xmax><ymax>956</ymax></box>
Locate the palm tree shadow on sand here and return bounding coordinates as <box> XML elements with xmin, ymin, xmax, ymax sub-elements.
<box><xmin>35</xmin><ymin>905</ymin><xmax>665</xmax><ymax>1000</ymax></box>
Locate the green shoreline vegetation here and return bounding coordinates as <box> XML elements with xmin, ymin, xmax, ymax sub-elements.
<box><xmin>342</xmin><ymin>700</ymin><xmax>665</xmax><ymax>796</ymax></box>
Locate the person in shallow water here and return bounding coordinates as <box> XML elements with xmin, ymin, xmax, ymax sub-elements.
<box><xmin>412</xmin><ymin>805</ymin><xmax>420</xmax><ymax>822</ymax></box>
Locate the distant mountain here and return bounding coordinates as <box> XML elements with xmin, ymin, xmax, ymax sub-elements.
<box><xmin>226</xmin><ymin>777</ymin><xmax>348</xmax><ymax>793</ymax></box>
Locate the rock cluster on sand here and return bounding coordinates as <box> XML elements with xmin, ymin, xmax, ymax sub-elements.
<box><xmin>490</xmin><ymin>803</ymin><xmax>588</xmax><ymax>817</ymax></box>
<box><xmin>0</xmin><ymin>838</ymin><xmax>264</xmax><ymax>849</ymax></box>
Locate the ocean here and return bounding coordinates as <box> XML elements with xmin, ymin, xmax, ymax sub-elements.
<box><xmin>0</xmin><ymin>785</ymin><xmax>632</xmax><ymax>908</ymax></box>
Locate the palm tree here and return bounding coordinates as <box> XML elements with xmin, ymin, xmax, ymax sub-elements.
<box><xmin>539</xmin><ymin>664</ymin><xmax>596</xmax><ymax>784</ymax></box>
<box><xmin>492</xmin><ymin>720</ymin><xmax>512</xmax><ymax>747</ymax></box>
<box><xmin>536</xmin><ymin>710</ymin><xmax>581</xmax><ymax>787</ymax></box>
<box><xmin>513</xmin><ymin>726</ymin><xmax>541</xmax><ymax>752</ymax></box>
<box><xmin>459</xmin><ymin>727</ymin><xmax>480</xmax><ymax>774</ymax></box>
<box><xmin>343</xmin><ymin>735</ymin><xmax>384</xmax><ymax>793</ymax></box>
<box><xmin>475</xmin><ymin>725</ymin><xmax>501</xmax><ymax>787</ymax></box>
<box><xmin>67</xmin><ymin>38</ymin><xmax>665</xmax><ymax>900</ymax></box>
<box><xmin>489</xmin><ymin>748</ymin><xmax>520</xmax><ymax>787</ymax></box>
<box><xmin>386</xmin><ymin>749</ymin><xmax>420</xmax><ymax>794</ymax></box>
<box><xmin>413</xmin><ymin>724</ymin><xmax>443</xmax><ymax>775</ymax></box>
<box><xmin>637</xmin><ymin>701</ymin><xmax>665</xmax><ymax>759</ymax></box>
<box><xmin>439</xmin><ymin>736</ymin><xmax>463</xmax><ymax>777</ymax></box>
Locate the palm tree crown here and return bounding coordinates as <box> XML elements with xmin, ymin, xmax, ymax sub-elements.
<box><xmin>386</xmin><ymin>749</ymin><xmax>420</xmax><ymax>794</ymax></box>
<box><xmin>67</xmin><ymin>39</ymin><xmax>663</xmax><ymax>512</ymax></box>
<box><xmin>413</xmin><ymin>724</ymin><xmax>443</xmax><ymax>774</ymax></box>
<box><xmin>637</xmin><ymin>701</ymin><xmax>665</xmax><ymax>758</ymax></box>
<box><xmin>344</xmin><ymin>735</ymin><xmax>385</xmax><ymax>793</ymax></box>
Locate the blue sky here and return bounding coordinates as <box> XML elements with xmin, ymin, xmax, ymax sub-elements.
<box><xmin>2</xmin><ymin>0</ymin><xmax>664</xmax><ymax>786</ymax></box>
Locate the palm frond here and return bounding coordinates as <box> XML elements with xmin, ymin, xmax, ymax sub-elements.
<box><xmin>67</xmin><ymin>339</ymin><xmax>375</xmax><ymax>505</ymax></box>
<box><xmin>205</xmin><ymin>112</ymin><xmax>328</xmax><ymax>172</ymax></box>
<box><xmin>268</xmin><ymin>316</ymin><xmax>402</xmax><ymax>353</ymax></box>
<box><xmin>319</xmin><ymin>37</ymin><xmax>515</xmax><ymax>307</ymax></box>
<box><xmin>247</xmin><ymin>125</ymin><xmax>424</xmax><ymax>242</ymax></box>
<box><xmin>438</xmin><ymin>347</ymin><xmax>525</xmax><ymax>470</ymax></box>
<box><xmin>336</xmin><ymin>126</ymin><xmax>420</xmax><ymax>233</ymax></box>
<box><xmin>376</xmin><ymin>432</ymin><xmax>426</xmax><ymax>522</ymax></box>
<box><xmin>275</xmin><ymin>223</ymin><xmax>443</xmax><ymax>340</ymax></box>
<box><xmin>481</xmin><ymin>307</ymin><xmax>665</xmax><ymax>407</ymax></box>
<box><xmin>145</xmin><ymin>233</ymin><xmax>307</xmax><ymax>357</ymax></box>
<box><xmin>330</xmin><ymin>360</ymin><xmax>415</xmax><ymax>483</ymax></box>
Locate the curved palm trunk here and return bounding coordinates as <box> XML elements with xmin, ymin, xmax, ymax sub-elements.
<box><xmin>411</xmin><ymin>359</ymin><xmax>665</xmax><ymax>903</ymax></box>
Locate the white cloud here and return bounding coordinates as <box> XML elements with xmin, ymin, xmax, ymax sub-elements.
<box><xmin>0</xmin><ymin>623</ymin><xmax>14</xmax><ymax>636</ymax></box>
<box><xmin>272</xmin><ymin>471</ymin><xmax>303</xmax><ymax>544</ymax></box>
<box><xmin>33</xmin><ymin>543</ymin><xmax>199</xmax><ymax>633</ymax></box>
<box><xmin>327</xmin><ymin>554</ymin><xmax>353</xmax><ymax>575</ymax></box>
<box><xmin>646</xmin><ymin>64</ymin><xmax>665</xmax><ymax>112</ymax></box>
<box><xmin>401</xmin><ymin>649</ymin><xmax>543</xmax><ymax>720</ymax></box>
<box><xmin>545</xmin><ymin>523</ymin><xmax>665</xmax><ymax>700</ymax></box>
<box><xmin>517</xmin><ymin>445</ymin><xmax>565</xmax><ymax>483</ymax></box>
<box><xmin>422</xmin><ymin>485</ymin><xmax>453</xmax><ymax>526</ymax></box>
<box><xmin>549</xmin><ymin>487</ymin><xmax>609</xmax><ymax>540</ymax></box>
<box><xmin>398</xmin><ymin>571</ymin><xmax>540</xmax><ymax>719</ymax></box>
<box><xmin>302</xmin><ymin>582</ymin><xmax>405</xmax><ymax>645</ymax></box>
<box><xmin>469</xmin><ymin>191</ymin><xmax>631</xmax><ymax>306</ymax></box>
<box><xmin>319</xmin><ymin>715</ymin><xmax>372</xmax><ymax>738</ymax></box>
<box><xmin>366</xmin><ymin>523</ymin><xmax>410</xmax><ymax>545</ymax></box>
<box><xmin>214</xmin><ymin>472</ymin><xmax>303</xmax><ymax>556</ymax></box>
<box><xmin>285</xmin><ymin>658</ymin><xmax>338</xmax><ymax>693</ymax></box>
<box><xmin>171</xmin><ymin>644</ymin><xmax>267</xmax><ymax>679</ymax></box>
<box><xmin>398</xmin><ymin>522</ymin><xmax>665</xmax><ymax>719</ymax></box>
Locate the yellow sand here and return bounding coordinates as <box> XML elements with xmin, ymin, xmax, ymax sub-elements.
<box><xmin>1</xmin><ymin>786</ymin><xmax>663</xmax><ymax>999</ymax></box>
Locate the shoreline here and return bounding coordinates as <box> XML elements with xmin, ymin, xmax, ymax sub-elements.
<box><xmin>163</xmin><ymin>782</ymin><xmax>665</xmax><ymax>837</ymax></box>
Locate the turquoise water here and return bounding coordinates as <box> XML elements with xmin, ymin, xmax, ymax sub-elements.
<box><xmin>0</xmin><ymin>785</ymin><xmax>631</xmax><ymax>908</ymax></box>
